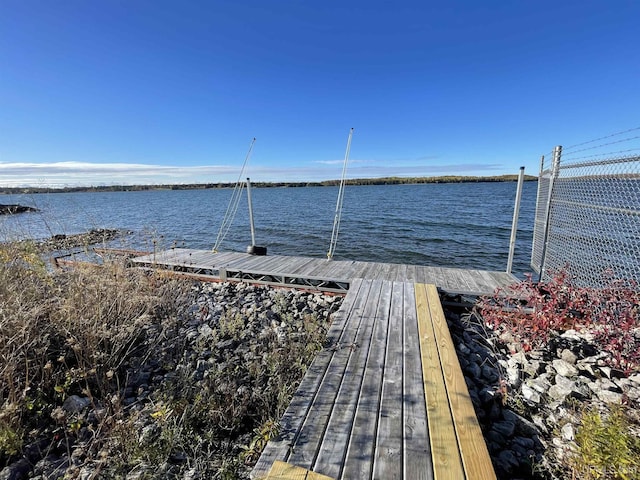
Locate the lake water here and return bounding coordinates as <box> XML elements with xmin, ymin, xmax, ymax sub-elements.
<box><xmin>0</xmin><ymin>182</ymin><xmax>537</xmax><ymax>277</ymax></box>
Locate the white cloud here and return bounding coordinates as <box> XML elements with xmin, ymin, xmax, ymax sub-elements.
<box><xmin>0</xmin><ymin>160</ymin><xmax>505</xmax><ymax>188</ymax></box>
<box><xmin>0</xmin><ymin>161</ymin><xmax>241</xmax><ymax>187</ymax></box>
<box><xmin>314</xmin><ymin>159</ymin><xmax>370</xmax><ymax>166</ymax></box>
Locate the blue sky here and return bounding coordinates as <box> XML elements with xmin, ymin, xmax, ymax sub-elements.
<box><xmin>1</xmin><ymin>1</ymin><xmax>639</xmax><ymax>187</ymax></box>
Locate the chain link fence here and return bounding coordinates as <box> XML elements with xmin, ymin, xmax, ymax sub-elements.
<box><xmin>531</xmin><ymin>148</ymin><xmax>640</xmax><ymax>288</ymax></box>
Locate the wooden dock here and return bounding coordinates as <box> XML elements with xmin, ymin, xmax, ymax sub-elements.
<box><xmin>131</xmin><ymin>248</ymin><xmax>516</xmax><ymax>296</ymax></box>
<box><xmin>252</xmin><ymin>280</ymin><xmax>496</xmax><ymax>480</ymax></box>
<box><xmin>131</xmin><ymin>248</ymin><xmax>509</xmax><ymax>479</ymax></box>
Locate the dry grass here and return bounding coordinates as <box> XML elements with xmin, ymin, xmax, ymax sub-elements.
<box><xmin>0</xmin><ymin>240</ymin><xmax>335</xmax><ymax>478</ymax></box>
<box><xmin>0</xmin><ymin>241</ymin><xmax>188</xmax><ymax>470</ymax></box>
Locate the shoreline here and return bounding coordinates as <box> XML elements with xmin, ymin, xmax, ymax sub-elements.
<box><xmin>0</xmin><ymin>174</ymin><xmax>537</xmax><ymax>195</ymax></box>
<box><xmin>1</xmin><ymin>248</ymin><xmax>638</xmax><ymax>478</ymax></box>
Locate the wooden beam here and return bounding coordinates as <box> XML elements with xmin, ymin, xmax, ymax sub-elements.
<box><xmin>424</xmin><ymin>284</ymin><xmax>496</xmax><ymax>480</ymax></box>
<box><xmin>262</xmin><ymin>460</ymin><xmax>335</xmax><ymax>480</ymax></box>
<box><xmin>415</xmin><ymin>283</ymin><xmax>465</xmax><ymax>479</ymax></box>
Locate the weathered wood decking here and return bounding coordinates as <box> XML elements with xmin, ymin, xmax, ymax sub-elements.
<box><xmin>131</xmin><ymin>248</ymin><xmax>516</xmax><ymax>296</ymax></box>
<box><xmin>131</xmin><ymin>248</ymin><xmax>507</xmax><ymax>479</ymax></box>
<box><xmin>252</xmin><ymin>280</ymin><xmax>495</xmax><ymax>480</ymax></box>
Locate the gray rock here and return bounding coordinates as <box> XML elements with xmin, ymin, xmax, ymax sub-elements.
<box><xmin>492</xmin><ymin>419</ymin><xmax>516</xmax><ymax>438</ymax></box>
<box><xmin>0</xmin><ymin>459</ymin><xmax>31</xmax><ymax>480</ymax></box>
<box><xmin>216</xmin><ymin>339</ymin><xmax>236</xmax><ymax>350</ymax></box>
<box><xmin>126</xmin><ymin>464</ymin><xmax>152</xmax><ymax>480</ymax></box>
<box><xmin>529</xmin><ymin>373</ymin><xmax>552</xmax><ymax>393</ymax></box>
<box><xmin>63</xmin><ymin>395</ymin><xmax>91</xmax><ymax>413</ymax></box>
<box><xmin>589</xmin><ymin>378</ymin><xmax>617</xmax><ymax>393</ymax></box>
<box><xmin>596</xmin><ymin>389</ymin><xmax>623</xmax><ymax>404</ymax></box>
<box><xmin>507</xmin><ymin>351</ymin><xmax>527</xmax><ymax>368</ymax></box>
<box><xmin>560</xmin><ymin>329</ymin><xmax>583</xmax><ymax>342</ymax></box>
<box><xmin>552</xmin><ymin>359</ymin><xmax>579</xmax><ymax>377</ymax></box>
<box><xmin>139</xmin><ymin>424</ymin><xmax>160</xmax><ymax>446</ymax></box>
<box><xmin>577</xmin><ymin>361</ymin><xmax>597</xmax><ymax>378</ymax></box>
<box><xmin>628</xmin><ymin>373</ymin><xmax>640</xmax><ymax>386</ymax></box>
<box><xmin>561</xmin><ymin>423</ymin><xmax>575</xmax><ymax>441</ymax></box>
<box><xmin>560</xmin><ymin>349</ymin><xmax>578</xmax><ymax>365</ymax></box>
<box><xmin>78</xmin><ymin>466</ymin><xmax>98</xmax><ymax>480</ymax></box>
<box><xmin>482</xmin><ymin>364</ymin><xmax>499</xmax><ymax>383</ymax></box>
<box><xmin>523</xmin><ymin>359</ymin><xmax>543</xmax><ymax>378</ymax></box>
<box><xmin>548</xmin><ymin>375</ymin><xmax>576</xmax><ymax>402</ymax></box>
<box><xmin>497</xmin><ymin>449</ymin><xmax>519</xmax><ymax>471</ymax></box>
<box><xmin>531</xmin><ymin>415</ymin><xmax>548</xmax><ymax>434</ymax></box>
<box><xmin>599</xmin><ymin>366</ymin><xmax>613</xmax><ymax>378</ymax></box>
<box><xmin>33</xmin><ymin>455</ymin><xmax>69</xmax><ymax>478</ymax></box>
<box><xmin>521</xmin><ymin>383</ymin><xmax>541</xmax><ymax>404</ymax></box>
<box><xmin>625</xmin><ymin>386</ymin><xmax>640</xmax><ymax>401</ymax></box>
<box><xmin>466</xmin><ymin>362</ymin><xmax>481</xmax><ymax>379</ymax></box>
<box><xmin>506</xmin><ymin>367</ymin><xmax>521</xmax><ymax>388</ymax></box>
<box><xmin>183</xmin><ymin>468</ymin><xmax>199</xmax><ymax>480</ymax></box>
<box><xmin>198</xmin><ymin>324</ymin><xmax>213</xmax><ymax>338</ymax></box>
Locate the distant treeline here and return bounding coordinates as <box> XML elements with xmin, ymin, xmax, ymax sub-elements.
<box><xmin>0</xmin><ymin>174</ymin><xmax>537</xmax><ymax>194</ymax></box>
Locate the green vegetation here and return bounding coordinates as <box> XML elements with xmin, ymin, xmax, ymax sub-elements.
<box><xmin>0</xmin><ymin>174</ymin><xmax>536</xmax><ymax>194</ymax></box>
<box><xmin>571</xmin><ymin>406</ymin><xmax>640</xmax><ymax>479</ymax></box>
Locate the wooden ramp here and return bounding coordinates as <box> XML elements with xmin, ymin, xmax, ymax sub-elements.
<box><xmin>132</xmin><ymin>249</ymin><xmax>516</xmax><ymax>296</ymax></box>
<box><xmin>251</xmin><ymin>279</ymin><xmax>496</xmax><ymax>480</ymax></box>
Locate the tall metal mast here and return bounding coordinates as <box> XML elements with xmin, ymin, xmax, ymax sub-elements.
<box><xmin>327</xmin><ymin>128</ymin><xmax>354</xmax><ymax>260</ymax></box>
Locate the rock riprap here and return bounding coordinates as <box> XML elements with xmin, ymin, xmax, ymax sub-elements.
<box><xmin>442</xmin><ymin>294</ymin><xmax>640</xmax><ymax>480</ymax></box>
<box><xmin>0</xmin><ymin>282</ymin><xmax>343</xmax><ymax>480</ymax></box>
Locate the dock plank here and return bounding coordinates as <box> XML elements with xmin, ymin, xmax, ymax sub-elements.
<box><xmin>372</xmin><ymin>281</ymin><xmax>405</xmax><ymax>479</ymax></box>
<box><xmin>443</xmin><ymin>267</ymin><xmax>473</xmax><ymax>294</ymax></box>
<box><xmin>341</xmin><ymin>281</ymin><xmax>393</xmax><ymax>479</ymax></box>
<box><xmin>286</xmin><ymin>280</ymin><xmax>383</xmax><ymax>469</ymax></box>
<box><xmin>252</xmin><ymin>280</ymin><xmax>367</xmax><ymax>478</ymax></box>
<box><xmin>401</xmin><ymin>283</ymin><xmax>432</xmax><ymax>480</ymax></box>
<box><xmin>415</xmin><ymin>283</ymin><xmax>465</xmax><ymax>479</ymax></box>
<box><xmin>404</xmin><ymin>264</ymin><xmax>418</xmax><ymax>283</ymax></box>
<box><xmin>133</xmin><ymin>248</ymin><xmax>517</xmax><ymax>296</ymax></box>
<box><xmin>312</xmin><ymin>280</ymin><xmax>388</xmax><ymax>478</ymax></box>
<box><xmin>252</xmin><ymin>279</ymin><xmax>496</xmax><ymax>480</ymax></box>
<box><xmin>289</xmin><ymin>257</ymin><xmax>326</xmax><ymax>275</ymax></box>
<box><xmin>263</xmin><ymin>460</ymin><xmax>334</xmax><ymax>480</ymax></box>
<box><xmin>425</xmin><ymin>285</ymin><xmax>496</xmax><ymax>480</ymax></box>
<box><xmin>261</xmin><ymin>255</ymin><xmax>299</xmax><ymax>272</ymax></box>
<box><xmin>350</xmin><ymin>261</ymin><xmax>371</xmax><ymax>279</ymax></box>
<box><xmin>392</xmin><ymin>263</ymin><xmax>409</xmax><ymax>282</ymax></box>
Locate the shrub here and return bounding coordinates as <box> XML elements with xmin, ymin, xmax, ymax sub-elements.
<box><xmin>477</xmin><ymin>269</ymin><xmax>640</xmax><ymax>373</ymax></box>
<box><xmin>571</xmin><ymin>405</ymin><xmax>640</xmax><ymax>479</ymax></box>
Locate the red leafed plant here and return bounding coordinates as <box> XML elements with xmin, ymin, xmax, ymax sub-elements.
<box><xmin>477</xmin><ymin>268</ymin><xmax>640</xmax><ymax>374</ymax></box>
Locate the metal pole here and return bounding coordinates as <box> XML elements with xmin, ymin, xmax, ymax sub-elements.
<box><xmin>531</xmin><ymin>154</ymin><xmax>545</xmax><ymax>270</ymax></box>
<box><xmin>328</xmin><ymin>127</ymin><xmax>354</xmax><ymax>260</ymax></box>
<box><xmin>538</xmin><ymin>145</ymin><xmax>562</xmax><ymax>282</ymax></box>
<box><xmin>506</xmin><ymin>166</ymin><xmax>525</xmax><ymax>274</ymax></box>
<box><xmin>246</xmin><ymin>177</ymin><xmax>256</xmax><ymax>246</ymax></box>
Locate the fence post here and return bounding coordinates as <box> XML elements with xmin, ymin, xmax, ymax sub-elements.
<box><xmin>531</xmin><ymin>155</ymin><xmax>545</xmax><ymax>270</ymax></box>
<box><xmin>538</xmin><ymin>145</ymin><xmax>562</xmax><ymax>282</ymax></box>
<box><xmin>506</xmin><ymin>166</ymin><xmax>525</xmax><ymax>274</ymax></box>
